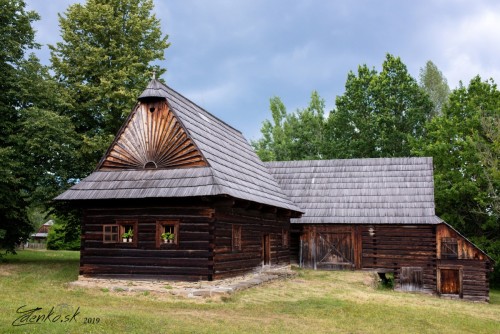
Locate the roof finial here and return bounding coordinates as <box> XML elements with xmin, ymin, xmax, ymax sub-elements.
<box><xmin>152</xmin><ymin>70</ymin><xmax>156</xmax><ymax>80</ymax></box>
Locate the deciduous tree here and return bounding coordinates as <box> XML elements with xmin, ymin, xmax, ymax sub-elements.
<box><xmin>50</xmin><ymin>0</ymin><xmax>170</xmax><ymax>173</ymax></box>
<box><xmin>253</xmin><ymin>92</ymin><xmax>327</xmax><ymax>161</ymax></box>
<box><xmin>326</xmin><ymin>54</ymin><xmax>433</xmax><ymax>158</ymax></box>
<box><xmin>0</xmin><ymin>0</ymin><xmax>40</xmax><ymax>253</ymax></box>
<box><xmin>412</xmin><ymin>76</ymin><xmax>500</xmax><ymax>285</ymax></box>
<box><xmin>419</xmin><ymin>60</ymin><xmax>450</xmax><ymax>117</ymax></box>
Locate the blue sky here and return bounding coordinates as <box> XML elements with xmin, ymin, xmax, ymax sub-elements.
<box><xmin>25</xmin><ymin>0</ymin><xmax>500</xmax><ymax>140</ymax></box>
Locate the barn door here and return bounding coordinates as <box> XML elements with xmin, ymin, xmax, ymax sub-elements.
<box><xmin>400</xmin><ymin>267</ymin><xmax>423</xmax><ymax>291</ymax></box>
<box><xmin>315</xmin><ymin>232</ymin><xmax>354</xmax><ymax>270</ymax></box>
<box><xmin>439</xmin><ymin>268</ymin><xmax>462</xmax><ymax>295</ymax></box>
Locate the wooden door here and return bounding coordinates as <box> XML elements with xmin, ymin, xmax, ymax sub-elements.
<box><xmin>262</xmin><ymin>234</ymin><xmax>271</xmax><ymax>265</ymax></box>
<box><xmin>400</xmin><ymin>267</ymin><xmax>423</xmax><ymax>291</ymax></box>
<box><xmin>440</xmin><ymin>269</ymin><xmax>461</xmax><ymax>294</ymax></box>
<box><xmin>315</xmin><ymin>232</ymin><xmax>354</xmax><ymax>269</ymax></box>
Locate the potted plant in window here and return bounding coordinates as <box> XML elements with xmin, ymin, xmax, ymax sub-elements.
<box><xmin>122</xmin><ymin>231</ymin><xmax>128</xmax><ymax>243</ymax></box>
<box><xmin>122</xmin><ymin>228</ymin><xmax>133</xmax><ymax>243</ymax></box>
<box><xmin>161</xmin><ymin>232</ymin><xmax>174</xmax><ymax>244</ymax></box>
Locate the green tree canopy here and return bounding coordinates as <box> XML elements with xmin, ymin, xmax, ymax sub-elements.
<box><xmin>413</xmin><ymin>76</ymin><xmax>500</xmax><ymax>236</ymax></box>
<box><xmin>254</xmin><ymin>54</ymin><xmax>433</xmax><ymax>161</ymax></box>
<box><xmin>326</xmin><ymin>54</ymin><xmax>434</xmax><ymax>158</ymax></box>
<box><xmin>252</xmin><ymin>92</ymin><xmax>327</xmax><ymax>161</ymax></box>
<box><xmin>412</xmin><ymin>76</ymin><xmax>500</xmax><ymax>284</ymax></box>
<box><xmin>0</xmin><ymin>0</ymin><xmax>40</xmax><ymax>252</ymax></box>
<box><xmin>50</xmin><ymin>0</ymin><xmax>170</xmax><ymax>173</ymax></box>
<box><xmin>0</xmin><ymin>0</ymin><xmax>39</xmax><ymax>145</ymax></box>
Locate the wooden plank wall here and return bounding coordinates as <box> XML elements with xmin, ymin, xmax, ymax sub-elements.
<box><xmin>438</xmin><ymin>259</ymin><xmax>491</xmax><ymax>302</ymax></box>
<box><xmin>213</xmin><ymin>207</ymin><xmax>290</xmax><ymax>279</ymax></box>
<box><xmin>436</xmin><ymin>224</ymin><xmax>488</xmax><ymax>260</ymax></box>
<box><xmin>80</xmin><ymin>199</ymin><xmax>215</xmax><ymax>281</ymax></box>
<box><xmin>436</xmin><ymin>223</ymin><xmax>491</xmax><ymax>302</ymax></box>
<box><xmin>361</xmin><ymin>225</ymin><xmax>437</xmax><ymax>293</ymax></box>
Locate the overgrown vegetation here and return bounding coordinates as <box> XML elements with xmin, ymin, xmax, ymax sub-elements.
<box><xmin>0</xmin><ymin>250</ymin><xmax>499</xmax><ymax>333</ymax></box>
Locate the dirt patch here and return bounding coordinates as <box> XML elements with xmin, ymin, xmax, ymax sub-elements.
<box><xmin>68</xmin><ymin>266</ymin><xmax>296</xmax><ymax>299</ymax></box>
<box><xmin>0</xmin><ymin>264</ymin><xmax>19</xmax><ymax>276</ymax></box>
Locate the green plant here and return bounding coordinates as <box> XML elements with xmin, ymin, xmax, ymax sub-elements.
<box><xmin>122</xmin><ymin>228</ymin><xmax>134</xmax><ymax>239</ymax></box>
<box><xmin>161</xmin><ymin>232</ymin><xmax>174</xmax><ymax>241</ymax></box>
<box><xmin>46</xmin><ymin>217</ymin><xmax>81</xmax><ymax>251</ymax></box>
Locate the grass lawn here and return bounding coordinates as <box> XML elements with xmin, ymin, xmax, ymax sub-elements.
<box><xmin>0</xmin><ymin>250</ymin><xmax>499</xmax><ymax>334</ymax></box>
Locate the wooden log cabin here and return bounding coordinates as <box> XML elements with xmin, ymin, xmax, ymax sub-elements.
<box><xmin>266</xmin><ymin>158</ymin><xmax>494</xmax><ymax>302</ymax></box>
<box><xmin>56</xmin><ymin>79</ymin><xmax>303</xmax><ymax>281</ymax></box>
<box><xmin>56</xmin><ymin>79</ymin><xmax>493</xmax><ymax>301</ymax></box>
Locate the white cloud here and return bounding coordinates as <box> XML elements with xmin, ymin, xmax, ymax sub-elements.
<box><xmin>431</xmin><ymin>4</ymin><xmax>500</xmax><ymax>86</ymax></box>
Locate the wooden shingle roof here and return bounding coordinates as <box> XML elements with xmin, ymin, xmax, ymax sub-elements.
<box><xmin>56</xmin><ymin>80</ymin><xmax>302</xmax><ymax>213</ymax></box>
<box><xmin>266</xmin><ymin>158</ymin><xmax>440</xmax><ymax>224</ymax></box>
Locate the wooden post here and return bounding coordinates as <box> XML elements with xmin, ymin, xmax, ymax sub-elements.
<box><xmin>312</xmin><ymin>237</ymin><xmax>317</xmax><ymax>270</ymax></box>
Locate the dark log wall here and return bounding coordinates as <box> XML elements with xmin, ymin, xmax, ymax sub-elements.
<box><xmin>78</xmin><ymin>198</ymin><xmax>293</xmax><ymax>281</ymax></box>
<box><xmin>297</xmin><ymin>223</ymin><xmax>492</xmax><ymax>301</ymax></box>
<box><xmin>80</xmin><ymin>198</ymin><xmax>215</xmax><ymax>280</ymax></box>
<box><xmin>299</xmin><ymin>224</ymin><xmax>436</xmax><ymax>292</ymax></box>
<box><xmin>437</xmin><ymin>259</ymin><xmax>491</xmax><ymax>302</ymax></box>
<box><xmin>289</xmin><ymin>225</ymin><xmax>302</xmax><ymax>264</ymax></box>
<box><xmin>213</xmin><ymin>207</ymin><xmax>290</xmax><ymax>279</ymax></box>
<box><xmin>361</xmin><ymin>225</ymin><xmax>437</xmax><ymax>293</ymax></box>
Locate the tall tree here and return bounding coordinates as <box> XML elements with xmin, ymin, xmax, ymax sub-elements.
<box><xmin>0</xmin><ymin>0</ymin><xmax>39</xmax><ymax>145</ymax></box>
<box><xmin>419</xmin><ymin>60</ymin><xmax>450</xmax><ymax>117</ymax></box>
<box><xmin>412</xmin><ymin>76</ymin><xmax>500</xmax><ymax>284</ymax></box>
<box><xmin>325</xmin><ymin>65</ymin><xmax>378</xmax><ymax>158</ymax></box>
<box><xmin>50</xmin><ymin>0</ymin><xmax>170</xmax><ymax>172</ymax></box>
<box><xmin>252</xmin><ymin>92</ymin><xmax>327</xmax><ymax>161</ymax></box>
<box><xmin>11</xmin><ymin>54</ymin><xmax>80</xmax><ymax>206</ymax></box>
<box><xmin>326</xmin><ymin>54</ymin><xmax>433</xmax><ymax>158</ymax></box>
<box><xmin>0</xmin><ymin>0</ymin><xmax>40</xmax><ymax>253</ymax></box>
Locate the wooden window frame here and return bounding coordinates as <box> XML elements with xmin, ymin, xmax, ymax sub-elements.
<box><xmin>441</xmin><ymin>237</ymin><xmax>458</xmax><ymax>259</ymax></box>
<box><xmin>102</xmin><ymin>220</ymin><xmax>138</xmax><ymax>246</ymax></box>
<box><xmin>157</xmin><ymin>220</ymin><xmax>179</xmax><ymax>248</ymax></box>
<box><xmin>103</xmin><ymin>225</ymin><xmax>119</xmax><ymax>243</ymax></box>
<box><xmin>232</xmin><ymin>225</ymin><xmax>242</xmax><ymax>252</ymax></box>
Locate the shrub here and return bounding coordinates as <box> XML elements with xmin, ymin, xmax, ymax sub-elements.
<box><xmin>46</xmin><ymin>217</ymin><xmax>80</xmax><ymax>251</ymax></box>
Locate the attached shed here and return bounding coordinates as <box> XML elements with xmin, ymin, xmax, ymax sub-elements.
<box><xmin>266</xmin><ymin>158</ymin><xmax>493</xmax><ymax>301</ymax></box>
<box><xmin>56</xmin><ymin>79</ymin><xmax>302</xmax><ymax>280</ymax></box>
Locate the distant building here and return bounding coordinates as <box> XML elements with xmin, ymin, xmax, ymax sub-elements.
<box><xmin>31</xmin><ymin>220</ymin><xmax>54</xmax><ymax>243</ymax></box>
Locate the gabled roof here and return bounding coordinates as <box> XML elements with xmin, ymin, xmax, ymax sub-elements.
<box><xmin>56</xmin><ymin>80</ymin><xmax>302</xmax><ymax>213</ymax></box>
<box><xmin>266</xmin><ymin>157</ymin><xmax>440</xmax><ymax>224</ymax></box>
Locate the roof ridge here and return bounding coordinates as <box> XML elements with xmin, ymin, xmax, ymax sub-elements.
<box><xmin>151</xmin><ymin>79</ymin><xmax>243</xmax><ymax>135</ymax></box>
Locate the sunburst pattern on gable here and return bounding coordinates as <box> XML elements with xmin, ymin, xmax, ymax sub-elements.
<box><xmin>98</xmin><ymin>100</ymin><xmax>207</xmax><ymax>170</ymax></box>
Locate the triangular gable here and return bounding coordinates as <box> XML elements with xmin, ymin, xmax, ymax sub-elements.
<box><xmin>98</xmin><ymin>99</ymin><xmax>208</xmax><ymax>170</ymax></box>
<box><xmin>57</xmin><ymin>79</ymin><xmax>302</xmax><ymax>213</ymax></box>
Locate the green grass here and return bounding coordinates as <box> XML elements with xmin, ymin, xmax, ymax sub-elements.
<box><xmin>1</xmin><ymin>250</ymin><xmax>499</xmax><ymax>333</ymax></box>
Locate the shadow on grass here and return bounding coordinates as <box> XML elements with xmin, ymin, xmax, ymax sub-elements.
<box><xmin>2</xmin><ymin>249</ymin><xmax>79</xmax><ymax>262</ymax></box>
<box><xmin>0</xmin><ymin>250</ymin><xmax>80</xmax><ymax>283</ymax></box>
<box><xmin>489</xmin><ymin>289</ymin><xmax>500</xmax><ymax>305</ymax></box>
